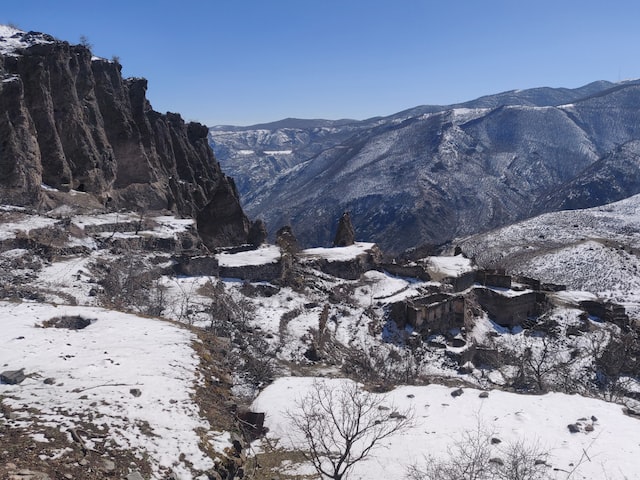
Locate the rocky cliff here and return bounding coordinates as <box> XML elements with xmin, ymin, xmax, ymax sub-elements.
<box><xmin>0</xmin><ymin>26</ymin><xmax>249</xmax><ymax>248</ymax></box>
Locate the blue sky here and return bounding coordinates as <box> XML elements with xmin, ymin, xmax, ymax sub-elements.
<box><xmin>3</xmin><ymin>1</ymin><xmax>639</xmax><ymax>126</ymax></box>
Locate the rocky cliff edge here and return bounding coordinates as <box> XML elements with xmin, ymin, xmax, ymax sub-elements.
<box><xmin>0</xmin><ymin>26</ymin><xmax>249</xmax><ymax>249</ymax></box>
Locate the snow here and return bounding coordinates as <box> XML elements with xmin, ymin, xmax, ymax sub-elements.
<box><xmin>253</xmin><ymin>376</ymin><xmax>640</xmax><ymax>480</ymax></box>
<box><xmin>425</xmin><ymin>254</ymin><xmax>475</xmax><ymax>278</ymax></box>
<box><xmin>0</xmin><ymin>25</ymin><xmax>53</xmax><ymax>55</ymax></box>
<box><xmin>216</xmin><ymin>245</ymin><xmax>281</xmax><ymax>267</ymax></box>
<box><xmin>0</xmin><ymin>302</ymin><xmax>215</xmax><ymax>478</ymax></box>
<box><xmin>552</xmin><ymin>290</ymin><xmax>599</xmax><ymax>305</ymax></box>
<box><xmin>0</xmin><ymin>214</ymin><xmax>58</xmax><ymax>241</ymax></box>
<box><xmin>300</xmin><ymin>242</ymin><xmax>376</xmax><ymax>262</ymax></box>
<box><xmin>263</xmin><ymin>150</ymin><xmax>293</xmax><ymax>155</ymax></box>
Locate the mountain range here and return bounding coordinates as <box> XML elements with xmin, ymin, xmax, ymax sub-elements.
<box><xmin>3</xmin><ymin>25</ymin><xmax>640</xmax><ymax>480</ymax></box>
<box><xmin>210</xmin><ymin>79</ymin><xmax>640</xmax><ymax>253</ymax></box>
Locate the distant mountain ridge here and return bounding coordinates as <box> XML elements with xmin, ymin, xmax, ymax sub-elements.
<box><xmin>210</xmin><ymin>79</ymin><xmax>640</xmax><ymax>252</ymax></box>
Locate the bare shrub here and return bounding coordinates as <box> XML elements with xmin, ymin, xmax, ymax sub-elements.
<box><xmin>90</xmin><ymin>254</ymin><xmax>157</xmax><ymax>312</ymax></box>
<box><xmin>589</xmin><ymin>328</ymin><xmax>640</xmax><ymax>401</ymax></box>
<box><xmin>494</xmin><ymin>335</ymin><xmax>579</xmax><ymax>394</ymax></box>
<box><xmin>287</xmin><ymin>380</ymin><xmax>414</xmax><ymax>480</ymax></box>
<box><xmin>408</xmin><ymin>423</ymin><xmax>548</xmax><ymax>480</ymax></box>
<box><xmin>341</xmin><ymin>345</ymin><xmax>421</xmax><ymax>387</ymax></box>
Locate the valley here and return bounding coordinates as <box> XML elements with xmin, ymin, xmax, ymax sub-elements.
<box><xmin>2</xmin><ymin>24</ymin><xmax>640</xmax><ymax>480</ymax></box>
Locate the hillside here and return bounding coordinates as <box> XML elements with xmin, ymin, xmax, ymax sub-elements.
<box><xmin>2</xmin><ymin>201</ymin><xmax>640</xmax><ymax>479</ymax></box>
<box><xmin>3</xmin><ymin>24</ymin><xmax>640</xmax><ymax>480</ymax></box>
<box><xmin>457</xmin><ymin>193</ymin><xmax>640</xmax><ymax>316</ymax></box>
<box><xmin>210</xmin><ymin>80</ymin><xmax>640</xmax><ymax>253</ymax></box>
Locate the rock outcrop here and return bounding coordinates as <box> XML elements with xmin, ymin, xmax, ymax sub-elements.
<box><xmin>333</xmin><ymin>211</ymin><xmax>355</xmax><ymax>247</ymax></box>
<box><xmin>0</xmin><ymin>26</ymin><xmax>249</xmax><ymax>248</ymax></box>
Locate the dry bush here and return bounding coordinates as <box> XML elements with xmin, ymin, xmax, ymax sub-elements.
<box><xmin>408</xmin><ymin>423</ymin><xmax>549</xmax><ymax>480</ymax></box>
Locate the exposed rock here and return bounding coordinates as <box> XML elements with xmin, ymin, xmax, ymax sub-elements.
<box><xmin>389</xmin><ymin>411</ymin><xmax>407</xmax><ymax>420</ymax></box>
<box><xmin>41</xmin><ymin>315</ymin><xmax>92</xmax><ymax>330</ymax></box>
<box><xmin>567</xmin><ymin>423</ymin><xmax>580</xmax><ymax>433</ymax></box>
<box><xmin>247</xmin><ymin>219</ymin><xmax>268</xmax><ymax>247</ymax></box>
<box><xmin>0</xmin><ymin>369</ymin><xmax>26</xmax><ymax>385</ymax></box>
<box><xmin>275</xmin><ymin>225</ymin><xmax>299</xmax><ymax>254</ymax></box>
<box><xmin>8</xmin><ymin>470</ymin><xmax>51</xmax><ymax>480</ymax></box>
<box><xmin>333</xmin><ymin>211</ymin><xmax>355</xmax><ymax>247</ymax></box>
<box><xmin>237</xmin><ymin>410</ymin><xmax>265</xmax><ymax>440</ymax></box>
<box><xmin>479</xmin><ymin>391</ymin><xmax>490</xmax><ymax>398</ymax></box>
<box><xmin>0</xmin><ymin>28</ymin><xmax>249</xmax><ymax>248</ymax></box>
<box><xmin>450</xmin><ymin>388</ymin><xmax>464</xmax><ymax>398</ymax></box>
<box><xmin>101</xmin><ymin>459</ymin><xmax>116</xmax><ymax>473</ymax></box>
<box><xmin>129</xmin><ymin>388</ymin><xmax>142</xmax><ymax>397</ymax></box>
<box><xmin>126</xmin><ymin>472</ymin><xmax>145</xmax><ymax>480</ymax></box>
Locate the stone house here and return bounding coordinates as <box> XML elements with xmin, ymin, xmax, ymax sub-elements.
<box><xmin>473</xmin><ymin>287</ymin><xmax>541</xmax><ymax>327</ymax></box>
<box><xmin>476</xmin><ymin>269</ymin><xmax>512</xmax><ymax>289</ymax></box>
<box><xmin>391</xmin><ymin>292</ymin><xmax>465</xmax><ymax>335</ymax></box>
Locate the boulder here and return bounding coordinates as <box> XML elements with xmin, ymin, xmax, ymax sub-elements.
<box><xmin>247</xmin><ymin>219</ymin><xmax>268</xmax><ymax>247</ymax></box>
<box><xmin>0</xmin><ymin>369</ymin><xmax>26</xmax><ymax>385</ymax></box>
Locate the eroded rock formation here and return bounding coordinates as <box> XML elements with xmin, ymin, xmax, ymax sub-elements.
<box><xmin>0</xmin><ymin>27</ymin><xmax>249</xmax><ymax>248</ymax></box>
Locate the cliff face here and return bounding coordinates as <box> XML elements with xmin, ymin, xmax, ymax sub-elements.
<box><xmin>0</xmin><ymin>27</ymin><xmax>249</xmax><ymax>248</ymax></box>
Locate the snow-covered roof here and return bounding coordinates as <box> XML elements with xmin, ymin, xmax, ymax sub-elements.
<box><xmin>300</xmin><ymin>242</ymin><xmax>376</xmax><ymax>262</ymax></box>
<box><xmin>425</xmin><ymin>254</ymin><xmax>475</xmax><ymax>277</ymax></box>
<box><xmin>216</xmin><ymin>244</ymin><xmax>281</xmax><ymax>267</ymax></box>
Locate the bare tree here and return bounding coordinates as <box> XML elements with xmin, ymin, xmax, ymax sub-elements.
<box><xmin>287</xmin><ymin>380</ymin><xmax>413</xmax><ymax>480</ymax></box>
<box><xmin>589</xmin><ymin>328</ymin><xmax>640</xmax><ymax>401</ymax></box>
<box><xmin>408</xmin><ymin>423</ymin><xmax>548</xmax><ymax>480</ymax></box>
<box><xmin>497</xmin><ymin>334</ymin><xmax>579</xmax><ymax>393</ymax></box>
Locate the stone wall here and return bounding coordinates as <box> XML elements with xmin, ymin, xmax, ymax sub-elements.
<box><xmin>474</xmin><ymin>287</ymin><xmax>539</xmax><ymax>327</ymax></box>
<box><xmin>173</xmin><ymin>255</ymin><xmax>220</xmax><ymax>276</ymax></box>
<box><xmin>379</xmin><ymin>263</ymin><xmax>431</xmax><ymax>281</ymax></box>
<box><xmin>579</xmin><ymin>300</ymin><xmax>630</xmax><ymax>330</ymax></box>
<box><xmin>392</xmin><ymin>293</ymin><xmax>465</xmax><ymax>335</ymax></box>
<box><xmin>444</xmin><ymin>271</ymin><xmax>476</xmax><ymax>292</ymax></box>
<box><xmin>476</xmin><ymin>269</ymin><xmax>512</xmax><ymax>289</ymax></box>
<box><xmin>218</xmin><ymin>261</ymin><xmax>282</xmax><ymax>282</ymax></box>
<box><xmin>304</xmin><ymin>248</ymin><xmax>381</xmax><ymax>280</ymax></box>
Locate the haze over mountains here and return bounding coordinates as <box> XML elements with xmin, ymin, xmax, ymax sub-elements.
<box><xmin>210</xmin><ymin>79</ymin><xmax>640</xmax><ymax>253</ymax></box>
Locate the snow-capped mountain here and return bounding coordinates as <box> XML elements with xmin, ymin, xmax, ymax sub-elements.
<box><xmin>210</xmin><ymin>80</ymin><xmax>640</xmax><ymax>253</ymax></box>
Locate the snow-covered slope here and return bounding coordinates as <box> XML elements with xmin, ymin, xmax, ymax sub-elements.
<box><xmin>253</xmin><ymin>377</ymin><xmax>640</xmax><ymax>480</ymax></box>
<box><xmin>1</xmin><ymin>303</ymin><xmax>216</xmax><ymax>479</ymax></box>
<box><xmin>210</xmin><ymin>80</ymin><xmax>640</xmax><ymax>253</ymax></box>
<box><xmin>3</xmin><ymin>201</ymin><xmax>640</xmax><ymax>479</ymax></box>
<box><xmin>459</xmin><ymin>193</ymin><xmax>640</xmax><ymax>315</ymax></box>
